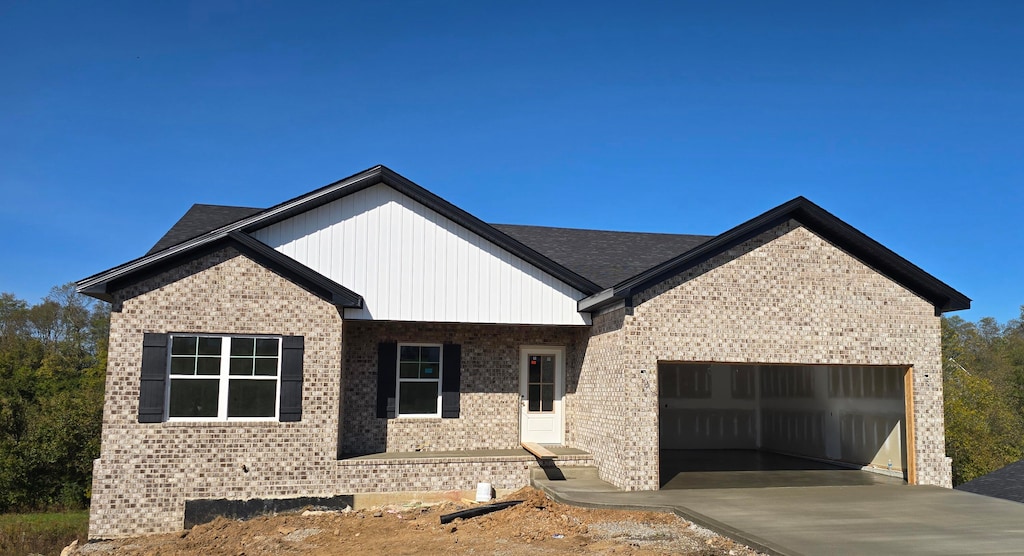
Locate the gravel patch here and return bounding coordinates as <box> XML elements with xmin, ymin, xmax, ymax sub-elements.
<box><xmin>589</xmin><ymin>520</ymin><xmax>704</xmax><ymax>552</ymax></box>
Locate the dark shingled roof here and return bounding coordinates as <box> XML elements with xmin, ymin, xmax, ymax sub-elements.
<box><xmin>123</xmin><ymin>170</ymin><xmax>966</xmax><ymax>315</ymax></box>
<box><xmin>955</xmin><ymin>460</ymin><xmax>1024</xmax><ymax>504</ymax></box>
<box><xmin>145</xmin><ymin>205</ymin><xmax>713</xmax><ymax>289</ymax></box>
<box><xmin>147</xmin><ymin>204</ymin><xmax>263</xmax><ymax>255</ymax></box>
<box><xmin>491</xmin><ymin>224</ymin><xmax>713</xmax><ymax>289</ymax></box>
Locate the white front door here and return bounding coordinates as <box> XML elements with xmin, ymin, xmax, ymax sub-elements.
<box><xmin>519</xmin><ymin>346</ymin><xmax>564</xmax><ymax>445</ymax></box>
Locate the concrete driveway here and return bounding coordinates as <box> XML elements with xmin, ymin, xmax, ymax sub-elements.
<box><xmin>535</xmin><ymin>470</ymin><xmax>1024</xmax><ymax>555</ymax></box>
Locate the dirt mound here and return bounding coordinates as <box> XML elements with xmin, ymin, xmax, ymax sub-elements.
<box><xmin>72</xmin><ymin>487</ymin><xmax>763</xmax><ymax>555</ymax></box>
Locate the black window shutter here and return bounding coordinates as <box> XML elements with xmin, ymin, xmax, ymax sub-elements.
<box><xmin>279</xmin><ymin>336</ymin><xmax>304</xmax><ymax>422</ymax></box>
<box><xmin>441</xmin><ymin>343</ymin><xmax>461</xmax><ymax>419</ymax></box>
<box><xmin>377</xmin><ymin>342</ymin><xmax>397</xmax><ymax>418</ymax></box>
<box><xmin>138</xmin><ymin>333</ymin><xmax>168</xmax><ymax>423</ymax></box>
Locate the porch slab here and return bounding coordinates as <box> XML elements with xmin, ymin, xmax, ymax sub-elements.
<box><xmin>340</xmin><ymin>446</ymin><xmax>589</xmax><ymax>461</ymax></box>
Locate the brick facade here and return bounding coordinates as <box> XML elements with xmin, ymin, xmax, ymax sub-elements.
<box><xmin>89</xmin><ymin>218</ymin><xmax>952</xmax><ymax>539</ymax></box>
<box><xmin>571</xmin><ymin>220</ymin><xmax>950</xmax><ymax>490</ymax></box>
<box><xmin>91</xmin><ymin>248</ymin><xmax>591</xmax><ymax>538</ymax></box>
<box><xmin>339</xmin><ymin>320</ymin><xmax>586</xmax><ymax>455</ymax></box>
<box><xmin>91</xmin><ymin>247</ymin><xmax>345</xmax><ymax>538</ymax></box>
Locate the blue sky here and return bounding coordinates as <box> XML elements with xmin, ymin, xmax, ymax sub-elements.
<box><xmin>1</xmin><ymin>1</ymin><xmax>1020</xmax><ymax>323</ymax></box>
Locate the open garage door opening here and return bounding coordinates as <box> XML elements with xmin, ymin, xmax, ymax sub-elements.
<box><xmin>658</xmin><ymin>362</ymin><xmax>913</xmax><ymax>489</ymax></box>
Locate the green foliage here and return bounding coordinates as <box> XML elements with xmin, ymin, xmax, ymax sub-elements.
<box><xmin>943</xmin><ymin>306</ymin><xmax>1024</xmax><ymax>486</ymax></box>
<box><xmin>0</xmin><ymin>286</ymin><xmax>108</xmax><ymax>513</ymax></box>
<box><xmin>0</xmin><ymin>510</ymin><xmax>89</xmax><ymax>555</ymax></box>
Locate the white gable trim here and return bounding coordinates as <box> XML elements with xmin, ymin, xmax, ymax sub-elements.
<box><xmin>252</xmin><ymin>184</ymin><xmax>590</xmax><ymax>325</ymax></box>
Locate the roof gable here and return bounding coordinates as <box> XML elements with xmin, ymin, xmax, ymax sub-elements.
<box><xmin>241</xmin><ymin>165</ymin><xmax>601</xmax><ymax>294</ymax></box>
<box><xmin>77</xmin><ymin>166</ymin><xmax>601</xmax><ymax>307</ymax></box>
<box><xmin>579</xmin><ymin>196</ymin><xmax>970</xmax><ymax>315</ymax></box>
<box><xmin>250</xmin><ymin>183</ymin><xmax>590</xmax><ymax>324</ymax></box>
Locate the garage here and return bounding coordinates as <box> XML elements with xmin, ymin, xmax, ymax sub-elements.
<box><xmin>658</xmin><ymin>362</ymin><xmax>912</xmax><ymax>488</ymax></box>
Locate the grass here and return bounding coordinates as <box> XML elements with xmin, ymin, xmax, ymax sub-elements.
<box><xmin>0</xmin><ymin>511</ymin><xmax>88</xmax><ymax>556</ymax></box>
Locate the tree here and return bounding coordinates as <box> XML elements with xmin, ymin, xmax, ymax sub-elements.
<box><xmin>0</xmin><ymin>285</ymin><xmax>109</xmax><ymax>512</ymax></box>
<box><xmin>943</xmin><ymin>310</ymin><xmax>1024</xmax><ymax>485</ymax></box>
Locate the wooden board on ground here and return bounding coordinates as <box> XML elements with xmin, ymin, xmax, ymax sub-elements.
<box><xmin>521</xmin><ymin>442</ymin><xmax>557</xmax><ymax>460</ymax></box>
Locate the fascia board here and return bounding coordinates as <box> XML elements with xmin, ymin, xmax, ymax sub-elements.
<box><xmin>592</xmin><ymin>197</ymin><xmax>970</xmax><ymax>315</ymax></box>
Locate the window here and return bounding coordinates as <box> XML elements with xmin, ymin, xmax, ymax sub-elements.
<box><xmin>376</xmin><ymin>342</ymin><xmax>460</xmax><ymax>420</ymax></box>
<box><xmin>526</xmin><ymin>354</ymin><xmax>555</xmax><ymax>412</ymax></box>
<box><xmin>167</xmin><ymin>335</ymin><xmax>281</xmax><ymax>420</ymax></box>
<box><xmin>396</xmin><ymin>344</ymin><xmax>442</xmax><ymax>416</ymax></box>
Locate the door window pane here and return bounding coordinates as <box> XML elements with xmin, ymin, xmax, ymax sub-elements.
<box><xmin>528</xmin><ymin>385</ymin><xmax>541</xmax><ymax>411</ymax></box>
<box><xmin>541</xmin><ymin>385</ymin><xmax>554</xmax><ymax>412</ymax></box>
<box><xmin>541</xmin><ymin>356</ymin><xmax>554</xmax><ymax>383</ymax></box>
<box><xmin>526</xmin><ymin>353</ymin><xmax>556</xmax><ymax>413</ymax></box>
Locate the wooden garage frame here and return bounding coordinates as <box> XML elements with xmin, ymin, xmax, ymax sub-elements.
<box><xmin>905</xmin><ymin>366</ymin><xmax>917</xmax><ymax>485</ymax></box>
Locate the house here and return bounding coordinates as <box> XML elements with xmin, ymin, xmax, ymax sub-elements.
<box><xmin>77</xmin><ymin>165</ymin><xmax>969</xmax><ymax>538</ymax></box>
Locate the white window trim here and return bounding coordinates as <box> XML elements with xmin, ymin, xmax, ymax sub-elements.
<box><xmin>165</xmin><ymin>334</ymin><xmax>282</xmax><ymax>422</ymax></box>
<box><xmin>396</xmin><ymin>342</ymin><xmax>443</xmax><ymax>418</ymax></box>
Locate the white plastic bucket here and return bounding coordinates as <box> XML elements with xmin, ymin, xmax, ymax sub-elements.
<box><xmin>475</xmin><ymin>482</ymin><xmax>493</xmax><ymax>502</ymax></box>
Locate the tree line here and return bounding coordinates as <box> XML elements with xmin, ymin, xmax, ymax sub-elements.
<box><xmin>943</xmin><ymin>307</ymin><xmax>1024</xmax><ymax>485</ymax></box>
<box><xmin>0</xmin><ymin>286</ymin><xmax>108</xmax><ymax>512</ymax></box>
<box><xmin>0</xmin><ymin>284</ymin><xmax>1019</xmax><ymax>511</ymax></box>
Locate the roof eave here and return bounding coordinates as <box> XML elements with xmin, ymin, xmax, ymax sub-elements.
<box><xmin>580</xmin><ymin>197</ymin><xmax>970</xmax><ymax>315</ymax></box>
<box><xmin>76</xmin><ymin>233</ymin><xmax>364</xmax><ymax>310</ymax></box>
<box><xmin>577</xmin><ymin>288</ymin><xmax>617</xmax><ymax>312</ymax></box>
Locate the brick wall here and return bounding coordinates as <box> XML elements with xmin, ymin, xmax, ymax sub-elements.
<box><xmin>90</xmin><ymin>247</ymin><xmax>345</xmax><ymax>538</ymax></box>
<box><xmin>600</xmin><ymin>220</ymin><xmax>950</xmax><ymax>490</ymax></box>
<box><xmin>569</xmin><ymin>309</ymin><xmax>634</xmax><ymax>487</ymax></box>
<box><xmin>334</xmin><ymin>452</ymin><xmax>595</xmax><ymax>494</ymax></box>
<box><xmin>93</xmin><ymin>256</ymin><xmax>589</xmax><ymax>538</ymax></box>
<box><xmin>340</xmin><ymin>321</ymin><xmax>586</xmax><ymax>454</ymax></box>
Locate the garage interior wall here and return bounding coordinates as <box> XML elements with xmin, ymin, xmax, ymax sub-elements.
<box><xmin>658</xmin><ymin>363</ymin><xmax>907</xmax><ymax>472</ymax></box>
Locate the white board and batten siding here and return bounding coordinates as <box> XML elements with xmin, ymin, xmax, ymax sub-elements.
<box><xmin>251</xmin><ymin>184</ymin><xmax>590</xmax><ymax>325</ymax></box>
